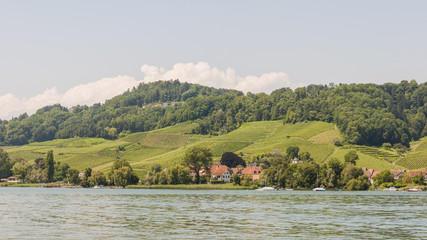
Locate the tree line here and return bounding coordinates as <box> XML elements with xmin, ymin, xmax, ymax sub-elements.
<box><xmin>0</xmin><ymin>80</ymin><xmax>425</xmax><ymax>147</ymax></box>
<box><xmin>0</xmin><ymin>149</ymin><xmax>139</xmax><ymax>187</ymax></box>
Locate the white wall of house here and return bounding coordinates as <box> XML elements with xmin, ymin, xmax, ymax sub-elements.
<box><xmin>221</xmin><ymin>170</ymin><xmax>233</xmax><ymax>183</ymax></box>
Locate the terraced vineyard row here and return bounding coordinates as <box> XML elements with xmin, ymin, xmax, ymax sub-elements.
<box><xmin>395</xmin><ymin>152</ymin><xmax>427</xmax><ymax>170</ymax></box>
<box><xmin>342</xmin><ymin>145</ymin><xmax>399</xmax><ymax>163</ymax></box>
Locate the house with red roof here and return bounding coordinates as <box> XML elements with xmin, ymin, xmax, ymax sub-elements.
<box><xmin>390</xmin><ymin>169</ymin><xmax>406</xmax><ymax>180</ymax></box>
<box><xmin>362</xmin><ymin>167</ymin><xmax>381</xmax><ymax>184</ymax></box>
<box><xmin>242</xmin><ymin>166</ymin><xmax>263</xmax><ymax>181</ymax></box>
<box><xmin>407</xmin><ymin>170</ymin><xmax>422</xmax><ymax>178</ymax></box>
<box><xmin>231</xmin><ymin>167</ymin><xmax>244</xmax><ymax>175</ymax></box>
<box><xmin>210</xmin><ymin>165</ymin><xmax>234</xmax><ymax>183</ymax></box>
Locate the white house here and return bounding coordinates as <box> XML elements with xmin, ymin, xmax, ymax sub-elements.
<box><xmin>211</xmin><ymin>165</ymin><xmax>234</xmax><ymax>183</ymax></box>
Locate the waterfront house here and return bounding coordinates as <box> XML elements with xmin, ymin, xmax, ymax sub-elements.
<box><xmin>408</xmin><ymin>170</ymin><xmax>422</xmax><ymax>178</ymax></box>
<box><xmin>362</xmin><ymin>168</ymin><xmax>382</xmax><ymax>184</ymax></box>
<box><xmin>242</xmin><ymin>166</ymin><xmax>263</xmax><ymax>180</ymax></box>
<box><xmin>231</xmin><ymin>167</ymin><xmax>243</xmax><ymax>175</ymax></box>
<box><xmin>210</xmin><ymin>165</ymin><xmax>233</xmax><ymax>183</ymax></box>
<box><xmin>390</xmin><ymin>169</ymin><xmax>406</xmax><ymax>180</ymax></box>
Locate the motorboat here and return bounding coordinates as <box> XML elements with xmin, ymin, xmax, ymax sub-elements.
<box><xmin>383</xmin><ymin>187</ymin><xmax>397</xmax><ymax>191</ymax></box>
<box><xmin>312</xmin><ymin>187</ymin><xmax>326</xmax><ymax>191</ymax></box>
<box><xmin>256</xmin><ymin>186</ymin><xmax>276</xmax><ymax>191</ymax></box>
<box><xmin>406</xmin><ymin>188</ymin><xmax>421</xmax><ymax>192</ymax></box>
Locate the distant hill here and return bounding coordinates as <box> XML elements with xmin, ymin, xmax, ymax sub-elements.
<box><xmin>0</xmin><ymin>80</ymin><xmax>426</xmax><ymax>148</ymax></box>
<box><xmin>4</xmin><ymin>121</ymin><xmax>427</xmax><ymax>177</ymax></box>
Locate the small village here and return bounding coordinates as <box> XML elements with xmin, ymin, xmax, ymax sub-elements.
<box><xmin>190</xmin><ymin>162</ymin><xmax>427</xmax><ymax>186</ymax></box>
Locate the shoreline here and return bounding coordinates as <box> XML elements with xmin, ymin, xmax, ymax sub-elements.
<box><xmin>2</xmin><ymin>182</ymin><xmax>425</xmax><ymax>191</ymax></box>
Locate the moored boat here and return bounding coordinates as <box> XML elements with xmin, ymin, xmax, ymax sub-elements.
<box><xmin>406</xmin><ymin>188</ymin><xmax>421</xmax><ymax>192</ymax></box>
<box><xmin>256</xmin><ymin>186</ymin><xmax>276</xmax><ymax>191</ymax></box>
<box><xmin>312</xmin><ymin>187</ymin><xmax>325</xmax><ymax>191</ymax></box>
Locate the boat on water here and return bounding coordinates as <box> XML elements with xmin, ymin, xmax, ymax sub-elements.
<box><xmin>285</xmin><ymin>188</ymin><xmax>294</xmax><ymax>191</ymax></box>
<box><xmin>406</xmin><ymin>188</ymin><xmax>421</xmax><ymax>192</ymax></box>
<box><xmin>256</xmin><ymin>186</ymin><xmax>276</xmax><ymax>191</ymax></box>
<box><xmin>383</xmin><ymin>187</ymin><xmax>397</xmax><ymax>191</ymax></box>
<box><xmin>312</xmin><ymin>187</ymin><xmax>325</xmax><ymax>191</ymax></box>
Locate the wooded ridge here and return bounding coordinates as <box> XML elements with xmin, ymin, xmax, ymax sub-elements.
<box><xmin>0</xmin><ymin>80</ymin><xmax>425</xmax><ymax>147</ymax></box>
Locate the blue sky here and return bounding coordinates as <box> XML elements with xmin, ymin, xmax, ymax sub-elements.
<box><xmin>0</xmin><ymin>0</ymin><xmax>426</xmax><ymax>119</ymax></box>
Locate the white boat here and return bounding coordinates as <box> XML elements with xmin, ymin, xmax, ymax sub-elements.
<box><xmin>256</xmin><ymin>186</ymin><xmax>276</xmax><ymax>191</ymax></box>
<box><xmin>312</xmin><ymin>187</ymin><xmax>325</xmax><ymax>191</ymax></box>
<box><xmin>406</xmin><ymin>188</ymin><xmax>421</xmax><ymax>192</ymax></box>
<box><xmin>383</xmin><ymin>187</ymin><xmax>397</xmax><ymax>191</ymax></box>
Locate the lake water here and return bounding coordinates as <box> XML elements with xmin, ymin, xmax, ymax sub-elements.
<box><xmin>0</xmin><ymin>188</ymin><xmax>426</xmax><ymax>239</ymax></box>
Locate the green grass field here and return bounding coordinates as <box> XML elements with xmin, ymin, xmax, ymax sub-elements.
<box><xmin>3</xmin><ymin>121</ymin><xmax>426</xmax><ymax>177</ymax></box>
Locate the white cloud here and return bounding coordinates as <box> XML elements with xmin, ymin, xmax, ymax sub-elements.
<box><xmin>0</xmin><ymin>75</ymin><xmax>139</xmax><ymax>120</ymax></box>
<box><xmin>141</xmin><ymin>62</ymin><xmax>303</xmax><ymax>93</ymax></box>
<box><xmin>0</xmin><ymin>62</ymin><xmax>304</xmax><ymax>120</ymax></box>
<box><xmin>60</xmin><ymin>75</ymin><xmax>139</xmax><ymax>106</ymax></box>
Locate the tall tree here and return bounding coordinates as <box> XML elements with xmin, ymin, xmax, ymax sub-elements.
<box><xmin>0</xmin><ymin>149</ymin><xmax>12</xmax><ymax>178</ymax></box>
<box><xmin>45</xmin><ymin>150</ymin><xmax>55</xmax><ymax>182</ymax></box>
<box><xmin>184</xmin><ymin>145</ymin><xmax>212</xmax><ymax>184</ymax></box>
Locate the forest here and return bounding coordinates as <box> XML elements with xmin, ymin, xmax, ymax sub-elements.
<box><xmin>0</xmin><ymin>79</ymin><xmax>425</xmax><ymax>147</ymax></box>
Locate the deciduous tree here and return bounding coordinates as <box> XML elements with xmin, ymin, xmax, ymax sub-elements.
<box><xmin>344</xmin><ymin>150</ymin><xmax>359</xmax><ymax>165</ymax></box>
<box><xmin>220</xmin><ymin>152</ymin><xmax>246</xmax><ymax>168</ymax></box>
<box><xmin>184</xmin><ymin>145</ymin><xmax>212</xmax><ymax>184</ymax></box>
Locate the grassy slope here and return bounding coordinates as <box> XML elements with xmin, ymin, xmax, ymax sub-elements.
<box><xmin>4</xmin><ymin>121</ymin><xmax>427</xmax><ymax>177</ymax></box>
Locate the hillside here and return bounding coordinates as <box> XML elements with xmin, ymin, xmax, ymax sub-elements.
<box><xmin>0</xmin><ymin>80</ymin><xmax>426</xmax><ymax>149</ymax></box>
<box><xmin>4</xmin><ymin>121</ymin><xmax>426</xmax><ymax>177</ymax></box>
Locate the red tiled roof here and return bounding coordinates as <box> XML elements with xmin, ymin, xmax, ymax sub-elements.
<box><xmin>242</xmin><ymin>166</ymin><xmax>262</xmax><ymax>175</ymax></box>
<box><xmin>390</xmin><ymin>169</ymin><xmax>406</xmax><ymax>178</ymax></box>
<box><xmin>408</xmin><ymin>171</ymin><xmax>422</xmax><ymax>178</ymax></box>
<box><xmin>211</xmin><ymin>165</ymin><xmax>231</xmax><ymax>176</ymax></box>
<box><xmin>231</xmin><ymin>167</ymin><xmax>243</xmax><ymax>175</ymax></box>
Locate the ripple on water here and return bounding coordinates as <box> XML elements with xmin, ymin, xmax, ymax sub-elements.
<box><xmin>0</xmin><ymin>188</ymin><xmax>426</xmax><ymax>239</ymax></box>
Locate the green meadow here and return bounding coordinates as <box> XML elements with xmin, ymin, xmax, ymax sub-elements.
<box><xmin>4</xmin><ymin>121</ymin><xmax>427</xmax><ymax>177</ymax></box>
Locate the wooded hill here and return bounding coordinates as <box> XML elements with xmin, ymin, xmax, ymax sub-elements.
<box><xmin>0</xmin><ymin>80</ymin><xmax>426</xmax><ymax>148</ymax></box>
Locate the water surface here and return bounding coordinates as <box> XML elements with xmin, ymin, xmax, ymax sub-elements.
<box><xmin>0</xmin><ymin>188</ymin><xmax>425</xmax><ymax>239</ymax></box>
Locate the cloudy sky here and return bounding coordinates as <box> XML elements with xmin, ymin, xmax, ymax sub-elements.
<box><xmin>1</xmin><ymin>0</ymin><xmax>426</xmax><ymax>119</ymax></box>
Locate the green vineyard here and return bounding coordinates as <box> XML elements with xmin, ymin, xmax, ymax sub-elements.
<box><xmin>342</xmin><ymin>145</ymin><xmax>399</xmax><ymax>163</ymax></box>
